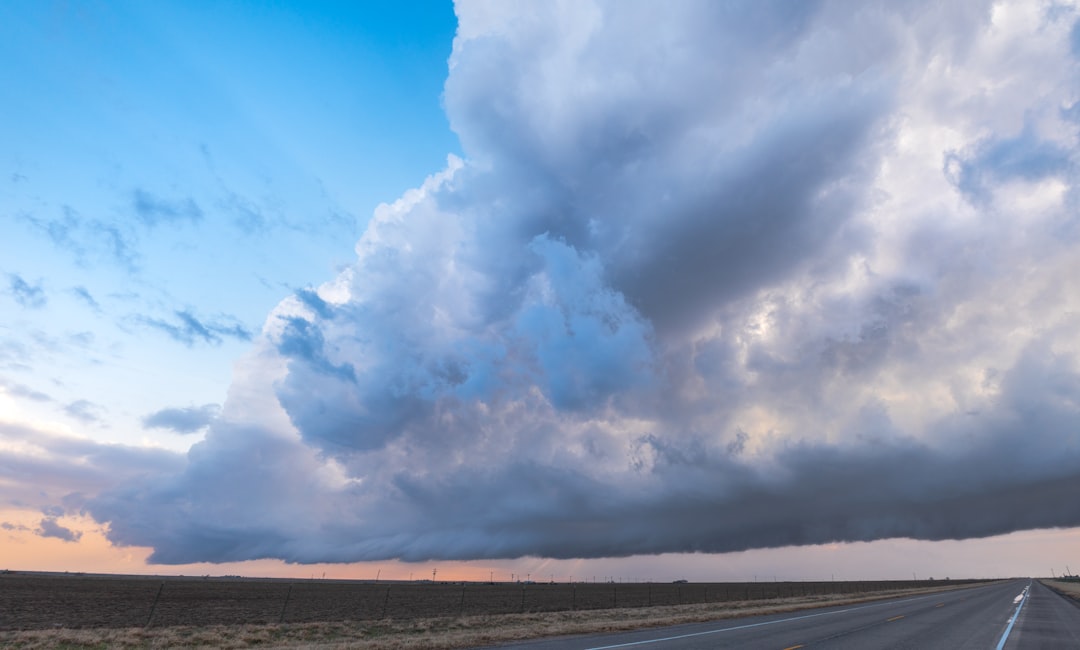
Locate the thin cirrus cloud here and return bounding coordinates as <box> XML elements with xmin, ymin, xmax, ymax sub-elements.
<box><xmin>8</xmin><ymin>273</ymin><xmax>46</xmax><ymax>309</ymax></box>
<box><xmin>0</xmin><ymin>377</ymin><xmax>52</xmax><ymax>402</ymax></box>
<box><xmin>70</xmin><ymin>286</ymin><xmax>102</xmax><ymax>313</ymax></box>
<box><xmin>19</xmin><ymin>207</ymin><xmax>140</xmax><ymax>271</ymax></box>
<box><xmin>83</xmin><ymin>1</ymin><xmax>1080</xmax><ymax>565</ymax></box>
<box><xmin>63</xmin><ymin>399</ymin><xmax>105</xmax><ymax>426</ymax></box>
<box><xmin>131</xmin><ymin>189</ymin><xmax>203</xmax><ymax>227</ymax></box>
<box><xmin>141</xmin><ymin>310</ymin><xmax>253</xmax><ymax>347</ymax></box>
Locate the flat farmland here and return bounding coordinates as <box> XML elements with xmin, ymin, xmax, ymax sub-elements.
<box><xmin>0</xmin><ymin>572</ymin><xmax>985</xmax><ymax>630</ymax></box>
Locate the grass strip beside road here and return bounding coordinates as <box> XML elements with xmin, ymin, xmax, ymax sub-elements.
<box><xmin>0</xmin><ymin>583</ymin><xmax>987</xmax><ymax>650</ymax></box>
<box><xmin>1040</xmin><ymin>579</ymin><xmax>1080</xmax><ymax>604</ymax></box>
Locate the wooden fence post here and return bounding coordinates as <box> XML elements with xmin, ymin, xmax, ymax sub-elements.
<box><xmin>278</xmin><ymin>584</ymin><xmax>293</xmax><ymax>624</ymax></box>
<box><xmin>146</xmin><ymin>578</ymin><xmax>165</xmax><ymax>626</ymax></box>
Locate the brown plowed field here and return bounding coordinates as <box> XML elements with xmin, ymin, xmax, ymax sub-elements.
<box><xmin>0</xmin><ymin>571</ymin><xmax>985</xmax><ymax>630</ymax></box>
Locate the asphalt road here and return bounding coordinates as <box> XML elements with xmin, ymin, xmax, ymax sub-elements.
<box><xmin>1003</xmin><ymin>579</ymin><xmax>1080</xmax><ymax>649</ymax></box>
<box><xmin>482</xmin><ymin>579</ymin><xmax>1080</xmax><ymax>649</ymax></box>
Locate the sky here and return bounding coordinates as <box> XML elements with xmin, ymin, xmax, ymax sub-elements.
<box><xmin>3</xmin><ymin>0</ymin><xmax>1080</xmax><ymax>583</ymax></box>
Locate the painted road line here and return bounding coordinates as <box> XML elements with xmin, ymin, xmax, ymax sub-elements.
<box><xmin>886</xmin><ymin>615</ymin><xmax>905</xmax><ymax>622</ymax></box>
<box><xmin>583</xmin><ymin>592</ymin><xmax>946</xmax><ymax>650</ymax></box>
<box><xmin>995</xmin><ymin>582</ymin><xmax>1030</xmax><ymax>650</ymax></box>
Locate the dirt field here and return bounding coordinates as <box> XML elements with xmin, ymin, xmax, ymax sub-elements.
<box><xmin>0</xmin><ymin>571</ymin><xmax>984</xmax><ymax>631</ymax></box>
<box><xmin>0</xmin><ymin>574</ymin><xmax>991</xmax><ymax>649</ymax></box>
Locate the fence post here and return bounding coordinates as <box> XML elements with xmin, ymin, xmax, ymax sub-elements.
<box><xmin>648</xmin><ymin>584</ymin><xmax>651</xmax><ymax>607</ymax></box>
<box><xmin>520</xmin><ymin>586</ymin><xmax>525</xmax><ymax>613</ymax></box>
<box><xmin>145</xmin><ymin>581</ymin><xmax>165</xmax><ymax>627</ymax></box>
<box><xmin>459</xmin><ymin>585</ymin><xmax>466</xmax><ymax>616</ymax></box>
<box><xmin>572</xmin><ymin>586</ymin><xmax>576</xmax><ymax>611</ymax></box>
<box><xmin>279</xmin><ymin>584</ymin><xmax>293</xmax><ymax>624</ymax></box>
<box><xmin>381</xmin><ymin>586</ymin><xmax>391</xmax><ymax>619</ymax></box>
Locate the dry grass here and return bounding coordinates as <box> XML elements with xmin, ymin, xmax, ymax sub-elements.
<box><xmin>1042</xmin><ymin>579</ymin><xmax>1080</xmax><ymax>601</ymax></box>
<box><xmin>0</xmin><ymin>583</ymin><xmax>981</xmax><ymax>650</ymax></box>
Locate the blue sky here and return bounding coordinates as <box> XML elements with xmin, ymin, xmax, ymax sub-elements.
<box><xmin>1</xmin><ymin>0</ymin><xmax>458</xmax><ymax>450</ymax></box>
<box><xmin>4</xmin><ymin>0</ymin><xmax>1080</xmax><ymax>582</ymax></box>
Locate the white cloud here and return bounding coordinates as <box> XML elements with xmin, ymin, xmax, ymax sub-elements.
<box><xmin>78</xmin><ymin>0</ymin><xmax>1080</xmax><ymax>563</ymax></box>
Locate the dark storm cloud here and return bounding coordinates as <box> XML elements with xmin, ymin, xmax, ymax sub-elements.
<box><xmin>142</xmin><ymin>404</ymin><xmax>220</xmax><ymax>434</ymax></box>
<box><xmin>37</xmin><ymin>517</ymin><xmax>82</xmax><ymax>542</ymax></box>
<box><xmin>132</xmin><ymin>189</ymin><xmax>203</xmax><ymax>227</ymax></box>
<box><xmin>142</xmin><ymin>310</ymin><xmax>252</xmax><ymax>346</ymax></box>
<box><xmin>0</xmin><ymin>420</ymin><xmax>184</xmax><ymax>514</ymax></box>
<box><xmin>8</xmin><ymin>274</ymin><xmax>46</xmax><ymax>309</ymax></box>
<box><xmin>88</xmin><ymin>341</ymin><xmax>1080</xmax><ymax>563</ymax></box>
<box><xmin>82</xmin><ymin>0</ymin><xmax>1080</xmax><ymax>564</ymax></box>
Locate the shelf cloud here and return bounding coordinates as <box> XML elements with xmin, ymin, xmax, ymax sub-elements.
<box><xmin>86</xmin><ymin>0</ymin><xmax>1080</xmax><ymax>564</ymax></box>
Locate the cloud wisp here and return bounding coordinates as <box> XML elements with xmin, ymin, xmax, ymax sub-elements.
<box><xmin>19</xmin><ymin>207</ymin><xmax>141</xmax><ymax>272</ymax></box>
<box><xmin>143</xmin><ymin>404</ymin><xmax>221</xmax><ymax>434</ymax></box>
<box><xmin>38</xmin><ymin>516</ymin><xmax>82</xmax><ymax>543</ymax></box>
<box><xmin>142</xmin><ymin>310</ymin><xmax>253</xmax><ymax>347</ymax></box>
<box><xmin>63</xmin><ymin>399</ymin><xmax>105</xmax><ymax>426</ymax></box>
<box><xmin>81</xmin><ymin>1</ymin><xmax>1080</xmax><ymax>564</ymax></box>
<box><xmin>0</xmin><ymin>377</ymin><xmax>52</xmax><ymax>402</ymax></box>
<box><xmin>132</xmin><ymin>189</ymin><xmax>203</xmax><ymax>228</ymax></box>
<box><xmin>8</xmin><ymin>274</ymin><xmax>46</xmax><ymax>309</ymax></box>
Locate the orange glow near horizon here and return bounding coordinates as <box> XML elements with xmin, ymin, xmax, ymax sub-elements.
<box><xmin>4</xmin><ymin>507</ymin><xmax>1079</xmax><ymax>583</ymax></box>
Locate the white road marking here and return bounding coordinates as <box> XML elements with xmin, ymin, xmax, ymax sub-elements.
<box><xmin>995</xmin><ymin>582</ymin><xmax>1030</xmax><ymax>650</ymax></box>
<box><xmin>583</xmin><ymin>592</ymin><xmax>945</xmax><ymax>650</ymax></box>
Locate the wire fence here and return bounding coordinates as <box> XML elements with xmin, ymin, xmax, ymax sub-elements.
<box><xmin>0</xmin><ymin>572</ymin><xmax>987</xmax><ymax>630</ymax></box>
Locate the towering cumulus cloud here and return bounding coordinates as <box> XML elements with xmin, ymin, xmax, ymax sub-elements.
<box><xmin>92</xmin><ymin>0</ymin><xmax>1080</xmax><ymax>563</ymax></box>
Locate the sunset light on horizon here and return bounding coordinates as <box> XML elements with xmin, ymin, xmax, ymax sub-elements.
<box><xmin>4</xmin><ymin>0</ymin><xmax>1080</xmax><ymax>588</ymax></box>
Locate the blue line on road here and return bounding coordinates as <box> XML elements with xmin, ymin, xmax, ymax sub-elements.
<box><xmin>995</xmin><ymin>582</ymin><xmax>1030</xmax><ymax>650</ymax></box>
<box><xmin>584</xmin><ymin>592</ymin><xmax>944</xmax><ymax>649</ymax></box>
